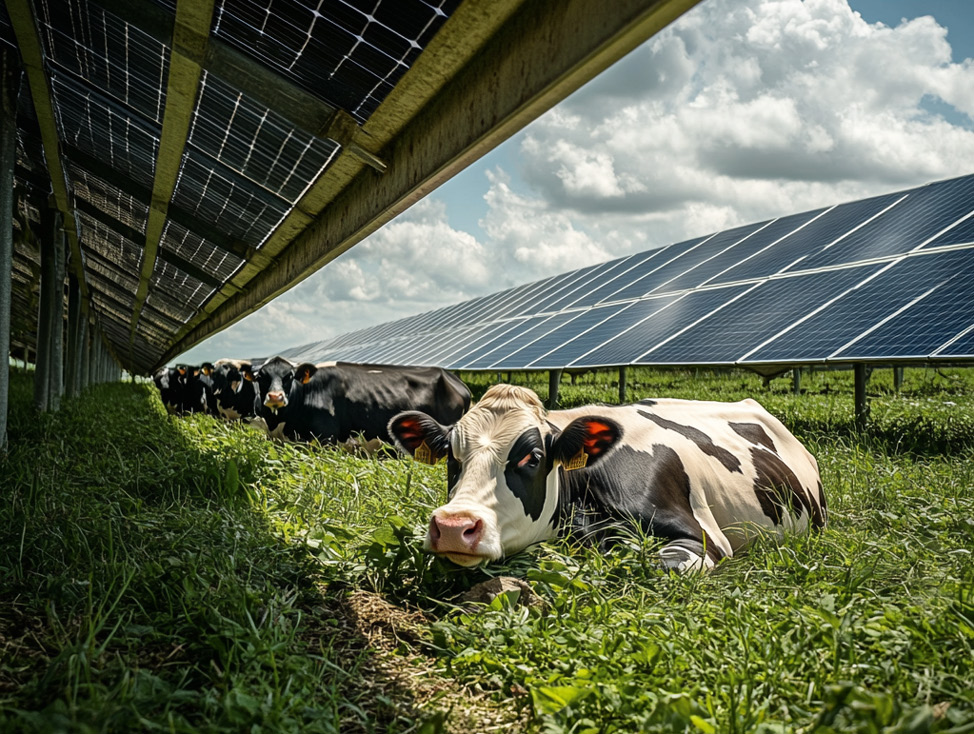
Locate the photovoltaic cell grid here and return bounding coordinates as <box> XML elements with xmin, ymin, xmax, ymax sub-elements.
<box><xmin>276</xmin><ymin>173</ymin><xmax>974</xmax><ymax>371</ymax></box>
<box><xmin>6</xmin><ymin>0</ymin><xmax>465</xmax><ymax>371</ymax></box>
<box><xmin>210</xmin><ymin>0</ymin><xmax>461</xmax><ymax>122</ymax></box>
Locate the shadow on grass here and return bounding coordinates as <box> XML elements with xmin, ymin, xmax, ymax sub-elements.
<box><xmin>0</xmin><ymin>374</ymin><xmax>501</xmax><ymax>733</ymax></box>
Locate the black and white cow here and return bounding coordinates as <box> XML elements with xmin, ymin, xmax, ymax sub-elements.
<box><xmin>153</xmin><ymin>364</ymin><xmax>208</xmax><ymax>414</ymax></box>
<box><xmin>206</xmin><ymin>359</ymin><xmax>258</xmax><ymax>420</ymax></box>
<box><xmin>252</xmin><ymin>356</ymin><xmax>472</xmax><ymax>445</ymax></box>
<box><xmin>152</xmin><ymin>367</ymin><xmax>180</xmax><ymax>413</ymax></box>
<box><xmin>389</xmin><ymin>384</ymin><xmax>825</xmax><ymax>573</ymax></box>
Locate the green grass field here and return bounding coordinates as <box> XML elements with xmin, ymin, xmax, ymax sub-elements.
<box><xmin>1</xmin><ymin>366</ymin><xmax>973</xmax><ymax>733</ymax></box>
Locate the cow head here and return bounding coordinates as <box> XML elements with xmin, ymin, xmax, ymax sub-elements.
<box><xmin>389</xmin><ymin>384</ymin><xmax>622</xmax><ymax>567</ymax></box>
<box><xmin>253</xmin><ymin>357</ymin><xmax>297</xmax><ymax>413</ymax></box>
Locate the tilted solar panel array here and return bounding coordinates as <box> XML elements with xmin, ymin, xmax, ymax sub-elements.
<box><xmin>1</xmin><ymin>0</ymin><xmax>461</xmax><ymax>373</ymax></box>
<box><xmin>276</xmin><ymin>173</ymin><xmax>974</xmax><ymax>373</ymax></box>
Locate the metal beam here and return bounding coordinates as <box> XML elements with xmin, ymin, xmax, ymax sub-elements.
<box><xmin>130</xmin><ymin>0</ymin><xmax>215</xmax><ymax>348</ymax></box>
<box><xmin>854</xmin><ymin>363</ymin><xmax>869</xmax><ymax>432</ymax></box>
<box><xmin>0</xmin><ymin>47</ymin><xmax>17</xmax><ymax>452</ymax></box>
<box><xmin>159</xmin><ymin>0</ymin><xmax>702</xmax><ymax>366</ymax></box>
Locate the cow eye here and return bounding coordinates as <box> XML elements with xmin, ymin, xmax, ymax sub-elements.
<box><xmin>517</xmin><ymin>448</ymin><xmax>542</xmax><ymax>470</ymax></box>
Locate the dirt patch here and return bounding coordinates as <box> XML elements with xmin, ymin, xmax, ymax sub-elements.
<box><xmin>303</xmin><ymin>586</ymin><xmax>530</xmax><ymax>733</ymax></box>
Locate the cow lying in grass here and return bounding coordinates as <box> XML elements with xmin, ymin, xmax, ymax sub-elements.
<box><xmin>390</xmin><ymin>384</ymin><xmax>825</xmax><ymax>573</ymax></box>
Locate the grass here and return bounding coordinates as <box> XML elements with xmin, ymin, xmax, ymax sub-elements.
<box><xmin>1</xmin><ymin>366</ymin><xmax>973</xmax><ymax>732</ymax></box>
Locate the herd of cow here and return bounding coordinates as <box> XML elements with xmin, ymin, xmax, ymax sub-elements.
<box><xmin>153</xmin><ymin>358</ymin><xmax>827</xmax><ymax>573</ymax></box>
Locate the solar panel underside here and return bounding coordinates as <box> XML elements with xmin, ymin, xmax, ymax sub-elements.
<box><xmin>277</xmin><ymin>173</ymin><xmax>974</xmax><ymax>371</ymax></box>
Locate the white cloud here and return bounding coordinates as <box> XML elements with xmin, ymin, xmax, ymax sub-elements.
<box><xmin>178</xmin><ymin>0</ymin><xmax>974</xmax><ymax>364</ymax></box>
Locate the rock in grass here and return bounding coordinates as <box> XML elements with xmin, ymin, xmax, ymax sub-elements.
<box><xmin>459</xmin><ymin>577</ymin><xmax>546</xmax><ymax>611</ymax></box>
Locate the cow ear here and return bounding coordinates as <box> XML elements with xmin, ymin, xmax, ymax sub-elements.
<box><xmin>552</xmin><ymin>416</ymin><xmax>622</xmax><ymax>471</ymax></box>
<box><xmin>388</xmin><ymin>411</ymin><xmax>451</xmax><ymax>465</ymax></box>
<box><xmin>295</xmin><ymin>362</ymin><xmax>317</xmax><ymax>384</ymax></box>
<box><xmin>241</xmin><ymin>366</ymin><xmax>255</xmax><ymax>382</ymax></box>
<box><xmin>202</xmin><ymin>363</ymin><xmax>213</xmax><ymax>376</ymax></box>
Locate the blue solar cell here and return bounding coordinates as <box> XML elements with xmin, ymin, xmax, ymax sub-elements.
<box><xmin>540</xmin><ymin>256</ymin><xmax>640</xmax><ymax>314</ymax></box>
<box><xmin>400</xmin><ymin>325</ymin><xmax>481</xmax><ymax>365</ymax></box>
<box><xmin>461</xmin><ymin>312</ymin><xmax>581</xmax><ymax>370</ymax></box>
<box><xmin>445</xmin><ymin>319</ymin><xmax>533</xmax><ymax>368</ymax></box>
<box><xmin>832</xmin><ymin>250</ymin><xmax>974</xmax><ymax>359</ymax></box>
<box><xmin>745</xmin><ymin>250</ymin><xmax>973</xmax><ymax>363</ymax></box>
<box><xmin>921</xmin><ymin>210</ymin><xmax>974</xmax><ymax>249</ymax></box>
<box><xmin>711</xmin><ymin>192</ymin><xmax>906</xmax><ymax>284</ymax></box>
<box><xmin>646</xmin><ymin>265</ymin><xmax>879</xmax><ymax>364</ymax></box>
<box><xmin>798</xmin><ymin>175</ymin><xmax>974</xmax><ymax>271</ymax></box>
<box><xmin>501</xmin><ymin>267</ymin><xmax>596</xmax><ymax>318</ymax></box>
<box><xmin>662</xmin><ymin>209</ymin><xmax>826</xmax><ymax>292</ymax></box>
<box><xmin>412</xmin><ymin>322</ymin><xmax>511</xmax><ymax>366</ymax></box>
<box><xmin>564</xmin><ymin>247</ymin><xmax>675</xmax><ymax>310</ymax></box>
<box><xmin>469</xmin><ymin>279</ymin><xmax>547</xmax><ymax>323</ymax></box>
<box><xmin>641</xmin><ymin>222</ymin><xmax>767</xmax><ymax>296</ymax></box>
<box><xmin>565</xmin><ymin>292</ymin><xmax>730</xmax><ymax>368</ymax></box>
<box><xmin>522</xmin><ymin>304</ymin><xmax>632</xmax><ymax>368</ymax></box>
<box><xmin>596</xmin><ymin>238</ymin><xmax>710</xmax><ymax>304</ymax></box>
<box><xmin>935</xmin><ymin>325</ymin><xmax>974</xmax><ymax>359</ymax></box>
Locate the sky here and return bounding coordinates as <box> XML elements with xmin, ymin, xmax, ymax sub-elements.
<box><xmin>177</xmin><ymin>0</ymin><xmax>974</xmax><ymax>365</ymax></box>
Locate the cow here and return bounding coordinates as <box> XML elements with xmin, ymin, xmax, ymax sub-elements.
<box><xmin>205</xmin><ymin>359</ymin><xmax>258</xmax><ymax>420</ymax></box>
<box><xmin>152</xmin><ymin>364</ymin><xmax>208</xmax><ymax>414</ymax></box>
<box><xmin>251</xmin><ymin>356</ymin><xmax>472</xmax><ymax>446</ymax></box>
<box><xmin>152</xmin><ymin>367</ymin><xmax>180</xmax><ymax>413</ymax></box>
<box><xmin>389</xmin><ymin>384</ymin><xmax>825</xmax><ymax>573</ymax></box>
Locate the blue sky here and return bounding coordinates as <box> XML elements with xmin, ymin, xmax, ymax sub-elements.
<box><xmin>178</xmin><ymin>0</ymin><xmax>974</xmax><ymax>365</ymax></box>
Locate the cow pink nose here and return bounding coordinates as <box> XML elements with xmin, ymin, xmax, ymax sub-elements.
<box><xmin>265</xmin><ymin>391</ymin><xmax>286</xmax><ymax>406</ymax></box>
<box><xmin>429</xmin><ymin>514</ymin><xmax>484</xmax><ymax>554</ymax></box>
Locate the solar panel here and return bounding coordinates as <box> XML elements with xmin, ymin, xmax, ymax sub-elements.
<box><xmin>464</xmin><ymin>312</ymin><xmax>581</xmax><ymax>370</ymax></box>
<box><xmin>594</xmin><ymin>236</ymin><xmax>709</xmax><ymax>304</ymax></box>
<box><xmin>742</xmin><ymin>250</ymin><xmax>973</xmax><ymax>364</ymax></box>
<box><xmin>661</xmin><ymin>209</ymin><xmax>826</xmax><ymax>292</ymax></box>
<box><xmin>564</xmin><ymin>247</ymin><xmax>675</xmax><ymax>309</ymax></box>
<box><xmin>645</xmin><ymin>264</ymin><xmax>883</xmax><ymax>364</ymax></box>
<box><xmin>271</xmin><ymin>173</ymin><xmax>974</xmax><ymax>373</ymax></box>
<box><xmin>210</xmin><ymin>0</ymin><xmax>460</xmax><ymax>123</ymax></box>
<box><xmin>710</xmin><ymin>192</ymin><xmax>904</xmax><ymax>284</ymax></box>
<box><xmin>640</xmin><ymin>222</ymin><xmax>769</xmax><ymax>296</ymax></box>
<box><xmin>797</xmin><ymin>175</ymin><xmax>974</xmax><ymax>271</ymax></box>
<box><xmin>830</xmin><ymin>252</ymin><xmax>974</xmax><ymax>360</ymax></box>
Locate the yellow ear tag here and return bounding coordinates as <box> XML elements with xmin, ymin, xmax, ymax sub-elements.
<box><xmin>564</xmin><ymin>448</ymin><xmax>588</xmax><ymax>471</ymax></box>
<box><xmin>414</xmin><ymin>440</ymin><xmax>436</xmax><ymax>465</ymax></box>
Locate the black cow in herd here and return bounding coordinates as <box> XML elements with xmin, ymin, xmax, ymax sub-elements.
<box><xmin>154</xmin><ymin>356</ymin><xmax>471</xmax><ymax>449</ymax></box>
<box><xmin>390</xmin><ymin>384</ymin><xmax>825</xmax><ymax>573</ymax></box>
<box><xmin>153</xmin><ymin>364</ymin><xmax>208</xmax><ymax>414</ymax></box>
<box><xmin>252</xmin><ymin>356</ymin><xmax>471</xmax><ymax>446</ymax></box>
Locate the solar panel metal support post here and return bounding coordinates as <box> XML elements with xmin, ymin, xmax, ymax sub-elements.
<box><xmin>65</xmin><ymin>273</ymin><xmax>82</xmax><ymax>398</ymax></box>
<box><xmin>79</xmin><ymin>321</ymin><xmax>90</xmax><ymax>391</ymax></box>
<box><xmin>619</xmin><ymin>366</ymin><xmax>628</xmax><ymax>404</ymax></box>
<box><xmin>33</xmin><ymin>207</ymin><xmax>62</xmax><ymax>412</ymax></box>
<box><xmin>0</xmin><ymin>47</ymin><xmax>16</xmax><ymax>452</ymax></box>
<box><xmin>792</xmin><ymin>368</ymin><xmax>801</xmax><ymax>395</ymax></box>
<box><xmin>894</xmin><ymin>366</ymin><xmax>904</xmax><ymax>393</ymax></box>
<box><xmin>548</xmin><ymin>369</ymin><xmax>563</xmax><ymax>410</ymax></box>
<box><xmin>47</xmin><ymin>223</ymin><xmax>66</xmax><ymax>409</ymax></box>
<box><xmin>854</xmin><ymin>363</ymin><xmax>870</xmax><ymax>432</ymax></box>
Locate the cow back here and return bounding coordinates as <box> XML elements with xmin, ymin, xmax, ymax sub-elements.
<box><xmin>291</xmin><ymin>364</ymin><xmax>471</xmax><ymax>444</ymax></box>
<box><xmin>550</xmin><ymin>398</ymin><xmax>824</xmax><ymax>558</ymax></box>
